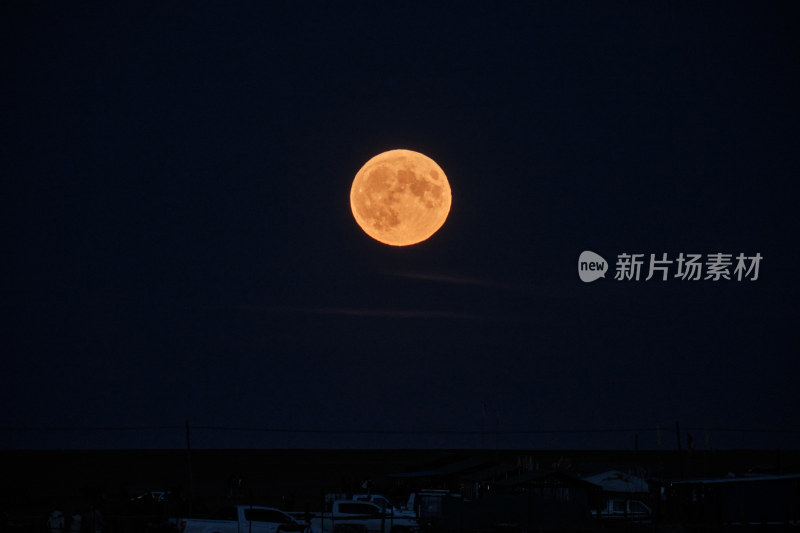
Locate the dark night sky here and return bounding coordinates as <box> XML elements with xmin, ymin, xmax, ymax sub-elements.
<box><xmin>2</xmin><ymin>2</ymin><xmax>798</xmax><ymax>450</ymax></box>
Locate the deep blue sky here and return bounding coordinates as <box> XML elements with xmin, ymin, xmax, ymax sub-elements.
<box><xmin>2</xmin><ymin>2</ymin><xmax>798</xmax><ymax>450</ymax></box>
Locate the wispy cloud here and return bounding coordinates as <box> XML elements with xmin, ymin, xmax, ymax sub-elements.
<box><xmin>388</xmin><ymin>270</ymin><xmax>539</xmax><ymax>293</ymax></box>
<box><xmin>263</xmin><ymin>306</ymin><xmax>537</xmax><ymax>323</ymax></box>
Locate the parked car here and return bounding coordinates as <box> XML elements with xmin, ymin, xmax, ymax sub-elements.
<box><xmin>171</xmin><ymin>505</ymin><xmax>310</xmax><ymax>533</ymax></box>
<box><xmin>310</xmin><ymin>500</ymin><xmax>419</xmax><ymax>533</ymax></box>
<box><xmin>350</xmin><ymin>495</ymin><xmax>416</xmax><ymax>518</ymax></box>
<box><xmin>592</xmin><ymin>498</ymin><xmax>652</xmax><ymax>523</ymax></box>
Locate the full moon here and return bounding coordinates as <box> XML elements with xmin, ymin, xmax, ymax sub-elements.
<box><xmin>350</xmin><ymin>149</ymin><xmax>452</xmax><ymax>246</ymax></box>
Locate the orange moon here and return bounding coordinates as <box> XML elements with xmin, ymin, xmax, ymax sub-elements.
<box><xmin>350</xmin><ymin>149</ymin><xmax>452</xmax><ymax>246</ymax></box>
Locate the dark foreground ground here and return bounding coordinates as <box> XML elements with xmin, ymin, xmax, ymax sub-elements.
<box><xmin>2</xmin><ymin>448</ymin><xmax>798</xmax><ymax>532</ymax></box>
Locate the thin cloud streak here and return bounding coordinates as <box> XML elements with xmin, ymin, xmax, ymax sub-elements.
<box><xmin>2</xmin><ymin>292</ymin><xmax>538</xmax><ymax>324</ymax></box>
<box><xmin>388</xmin><ymin>269</ymin><xmax>571</xmax><ymax>296</ymax></box>
<box><xmin>256</xmin><ymin>306</ymin><xmax>540</xmax><ymax>324</ymax></box>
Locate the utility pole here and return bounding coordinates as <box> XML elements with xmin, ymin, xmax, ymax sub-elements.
<box><xmin>675</xmin><ymin>420</ymin><xmax>684</xmax><ymax>478</ymax></box>
<box><xmin>185</xmin><ymin>420</ymin><xmax>194</xmax><ymax>515</ymax></box>
<box><xmin>481</xmin><ymin>402</ymin><xmax>486</xmax><ymax>449</ymax></box>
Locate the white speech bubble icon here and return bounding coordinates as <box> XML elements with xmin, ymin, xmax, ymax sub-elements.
<box><xmin>578</xmin><ymin>251</ymin><xmax>608</xmax><ymax>282</ymax></box>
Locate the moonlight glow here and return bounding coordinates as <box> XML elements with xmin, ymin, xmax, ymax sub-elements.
<box><xmin>350</xmin><ymin>149</ymin><xmax>452</xmax><ymax>246</ymax></box>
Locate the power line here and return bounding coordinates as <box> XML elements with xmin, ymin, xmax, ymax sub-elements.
<box><xmin>2</xmin><ymin>425</ymin><xmax>799</xmax><ymax>435</ymax></box>
<box><xmin>685</xmin><ymin>427</ymin><xmax>800</xmax><ymax>434</ymax></box>
<box><xmin>194</xmin><ymin>426</ymin><xmax>656</xmax><ymax>435</ymax></box>
<box><xmin>0</xmin><ymin>425</ymin><xmax>181</xmax><ymax>432</ymax></box>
